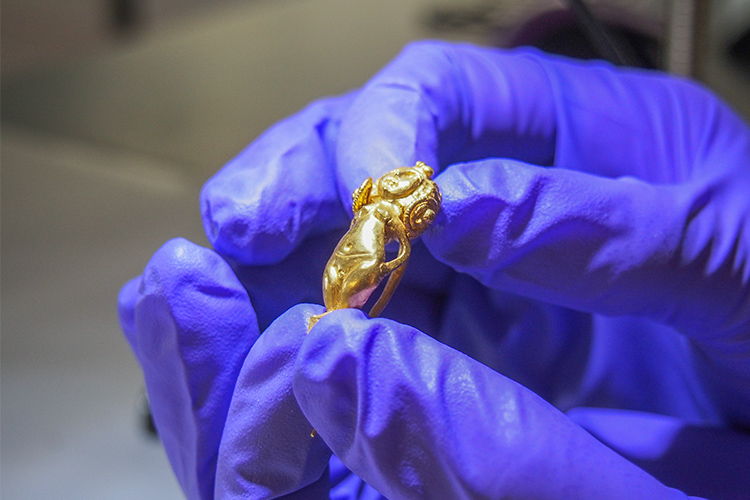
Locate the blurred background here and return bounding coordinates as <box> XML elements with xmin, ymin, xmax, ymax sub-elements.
<box><xmin>2</xmin><ymin>0</ymin><xmax>749</xmax><ymax>498</ymax></box>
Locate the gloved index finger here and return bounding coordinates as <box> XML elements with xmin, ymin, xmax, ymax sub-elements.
<box><xmin>335</xmin><ymin>40</ymin><xmax>747</xmax><ymax>205</ymax></box>
<box><xmin>202</xmin><ymin>92</ymin><xmax>356</xmax><ymax>266</ymax></box>
<box><xmin>335</xmin><ymin>41</ymin><xmax>558</xmax><ymax>207</ymax></box>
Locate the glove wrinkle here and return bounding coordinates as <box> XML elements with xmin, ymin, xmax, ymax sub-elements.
<box><xmin>336</xmin><ymin>42</ymin><xmax>559</xmax><ymax>209</ymax></box>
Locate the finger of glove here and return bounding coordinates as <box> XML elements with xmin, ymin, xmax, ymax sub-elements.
<box><xmin>567</xmin><ymin>407</ymin><xmax>749</xmax><ymax>500</ymax></box>
<box><xmin>215</xmin><ymin>303</ymin><xmax>331</xmax><ymax>500</ymax></box>
<box><xmin>202</xmin><ymin>92</ymin><xmax>355</xmax><ymax>266</ymax></box>
<box><xmin>335</xmin><ymin>40</ymin><xmax>749</xmax><ymax>206</ymax></box>
<box><xmin>423</xmin><ymin>158</ymin><xmax>750</xmax><ymax>344</ymax></box>
<box><xmin>540</xmin><ymin>53</ymin><xmax>750</xmax><ymax>184</ymax></box>
<box><xmin>117</xmin><ymin>238</ymin><xmax>260</xmax><ymax>500</ymax></box>
<box><xmin>295</xmin><ymin>310</ymin><xmax>690</xmax><ymax>500</ymax></box>
<box><xmin>335</xmin><ymin>41</ymin><xmax>556</xmax><ymax>208</ymax></box>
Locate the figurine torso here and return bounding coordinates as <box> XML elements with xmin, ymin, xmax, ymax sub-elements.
<box><xmin>312</xmin><ymin>162</ymin><xmax>441</xmax><ymax>325</ymax></box>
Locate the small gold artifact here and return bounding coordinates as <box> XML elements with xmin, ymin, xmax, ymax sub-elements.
<box><xmin>309</xmin><ymin>162</ymin><xmax>441</xmax><ymax>330</ymax></box>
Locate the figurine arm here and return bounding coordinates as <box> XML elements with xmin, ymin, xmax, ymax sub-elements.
<box><xmin>380</xmin><ymin>217</ymin><xmax>411</xmax><ymax>276</ymax></box>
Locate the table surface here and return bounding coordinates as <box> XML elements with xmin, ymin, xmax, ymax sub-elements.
<box><xmin>1</xmin><ymin>126</ymin><xmax>206</xmax><ymax>499</ymax></box>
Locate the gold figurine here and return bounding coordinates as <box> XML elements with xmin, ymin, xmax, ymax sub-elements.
<box><xmin>309</xmin><ymin>162</ymin><xmax>441</xmax><ymax>329</ymax></box>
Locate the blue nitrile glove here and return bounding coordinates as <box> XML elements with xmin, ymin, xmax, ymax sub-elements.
<box><xmin>119</xmin><ymin>40</ymin><xmax>750</xmax><ymax>499</ymax></box>
<box><xmin>119</xmin><ymin>241</ymin><xmax>335</xmax><ymax>499</ymax></box>
<box><xmin>328</xmin><ymin>41</ymin><xmax>750</xmax><ymax>425</ymax></box>
<box><xmin>298</xmin><ymin>309</ymin><xmax>750</xmax><ymax>500</ymax></box>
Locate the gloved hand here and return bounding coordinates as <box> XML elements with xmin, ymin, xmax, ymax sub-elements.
<box><xmin>119</xmin><ymin>40</ymin><xmax>750</xmax><ymax>499</ymax></box>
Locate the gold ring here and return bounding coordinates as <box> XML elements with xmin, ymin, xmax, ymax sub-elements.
<box><xmin>309</xmin><ymin>162</ymin><xmax>441</xmax><ymax>330</ymax></box>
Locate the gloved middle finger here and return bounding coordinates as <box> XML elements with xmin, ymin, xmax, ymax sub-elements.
<box><xmin>118</xmin><ymin>237</ymin><xmax>260</xmax><ymax>500</ymax></box>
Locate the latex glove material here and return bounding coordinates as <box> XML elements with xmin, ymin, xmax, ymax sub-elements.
<box><xmin>118</xmin><ymin>239</ymin><xmax>723</xmax><ymax>499</ymax></box>
<box><xmin>332</xmin><ymin>42</ymin><xmax>750</xmax><ymax>390</ymax></box>
<box><xmin>567</xmin><ymin>407</ymin><xmax>750</xmax><ymax>499</ymax></box>
<box><xmin>203</xmin><ymin>41</ymin><xmax>750</xmax><ymax>416</ymax></box>
<box><xmin>297</xmin><ymin>310</ymin><xmax>704</xmax><ymax>500</ymax></box>
<box><xmin>119</xmin><ymin>239</ymin><xmax>259</xmax><ymax>499</ymax></box>
<box><xmin>202</xmin><ymin>42</ymin><xmax>750</xmax><ymax>394</ymax></box>
<box><xmin>201</xmin><ymin>93</ymin><xmax>353</xmax><ymax>266</ymax></box>
<box><xmin>214</xmin><ymin>302</ymin><xmax>332</xmax><ymax>498</ymax></box>
<box><xmin>125</xmin><ymin>41</ymin><xmax>750</xmax><ymax>500</ymax></box>
<box><xmin>118</xmin><ymin>236</ymin><xmax>738</xmax><ymax>500</ymax></box>
<box><xmin>119</xmin><ymin>239</ymin><xmax>332</xmax><ymax>499</ymax></box>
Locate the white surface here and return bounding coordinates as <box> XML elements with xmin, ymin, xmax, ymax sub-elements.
<box><xmin>1</xmin><ymin>0</ymin><xmax>475</xmax><ymax>175</ymax></box>
<box><xmin>1</xmin><ymin>127</ymin><xmax>207</xmax><ymax>499</ymax></box>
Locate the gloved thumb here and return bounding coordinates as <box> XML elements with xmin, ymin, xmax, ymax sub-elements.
<box><xmin>215</xmin><ymin>304</ymin><xmax>331</xmax><ymax>499</ymax></box>
<box><xmin>423</xmin><ymin>159</ymin><xmax>750</xmax><ymax>349</ymax></box>
<box><xmin>295</xmin><ymin>309</ymin><xmax>696</xmax><ymax>500</ymax></box>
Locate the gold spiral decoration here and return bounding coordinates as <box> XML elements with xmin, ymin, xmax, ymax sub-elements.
<box><xmin>405</xmin><ymin>189</ymin><xmax>441</xmax><ymax>238</ymax></box>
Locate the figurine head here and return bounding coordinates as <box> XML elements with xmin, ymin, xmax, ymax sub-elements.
<box><xmin>377</xmin><ymin>168</ymin><xmax>421</xmax><ymax>199</ymax></box>
<box><xmin>375</xmin><ymin>162</ymin><xmax>440</xmax><ymax>238</ymax></box>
